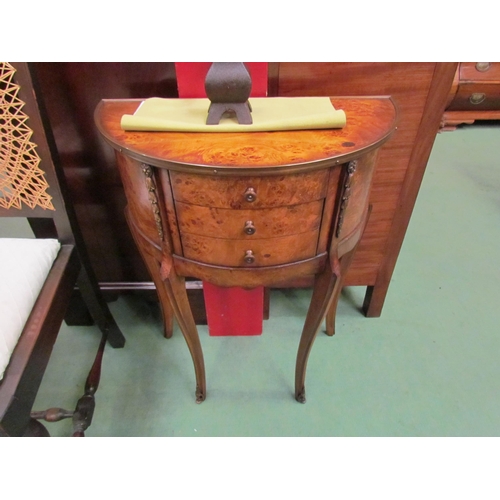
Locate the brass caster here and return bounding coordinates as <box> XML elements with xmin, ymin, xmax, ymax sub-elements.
<box><xmin>195</xmin><ymin>386</ymin><xmax>206</xmax><ymax>404</ymax></box>
<box><xmin>295</xmin><ymin>388</ymin><xmax>306</xmax><ymax>404</ymax></box>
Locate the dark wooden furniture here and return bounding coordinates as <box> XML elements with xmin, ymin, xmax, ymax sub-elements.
<box><xmin>442</xmin><ymin>62</ymin><xmax>500</xmax><ymax>131</ymax></box>
<box><xmin>32</xmin><ymin>63</ymin><xmax>180</xmax><ymax>289</ymax></box>
<box><xmin>271</xmin><ymin>63</ymin><xmax>458</xmax><ymax>316</ymax></box>
<box><xmin>95</xmin><ymin>96</ymin><xmax>397</xmax><ymax>403</ymax></box>
<box><xmin>33</xmin><ymin>63</ymin><xmax>456</xmax><ymax>322</ymax></box>
<box><xmin>0</xmin><ymin>63</ymin><xmax>125</xmax><ymax>437</ymax></box>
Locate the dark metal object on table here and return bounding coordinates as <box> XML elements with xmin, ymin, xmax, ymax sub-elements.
<box><xmin>205</xmin><ymin>62</ymin><xmax>253</xmax><ymax>125</ymax></box>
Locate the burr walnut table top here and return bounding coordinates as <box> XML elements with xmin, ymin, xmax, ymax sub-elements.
<box><xmin>95</xmin><ymin>97</ymin><xmax>397</xmax><ymax>175</ymax></box>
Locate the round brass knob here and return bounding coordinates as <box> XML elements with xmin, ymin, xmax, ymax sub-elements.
<box><xmin>475</xmin><ymin>62</ymin><xmax>491</xmax><ymax>72</ymax></box>
<box><xmin>244</xmin><ymin>221</ymin><xmax>256</xmax><ymax>235</ymax></box>
<box><xmin>469</xmin><ymin>93</ymin><xmax>486</xmax><ymax>105</ymax></box>
<box><xmin>244</xmin><ymin>187</ymin><xmax>257</xmax><ymax>202</ymax></box>
<box><xmin>244</xmin><ymin>250</ymin><xmax>255</xmax><ymax>264</ymax></box>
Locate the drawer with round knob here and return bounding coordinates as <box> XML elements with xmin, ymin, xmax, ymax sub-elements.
<box><xmin>448</xmin><ymin>83</ymin><xmax>500</xmax><ymax>111</ymax></box>
<box><xmin>459</xmin><ymin>62</ymin><xmax>500</xmax><ymax>81</ymax></box>
<box><xmin>175</xmin><ymin>200</ymin><xmax>323</xmax><ymax>240</ymax></box>
<box><xmin>446</xmin><ymin>63</ymin><xmax>500</xmax><ymax>112</ymax></box>
<box><xmin>169</xmin><ymin>170</ymin><xmax>329</xmax><ymax>209</ymax></box>
<box><xmin>180</xmin><ymin>230</ymin><xmax>320</xmax><ymax>267</ymax></box>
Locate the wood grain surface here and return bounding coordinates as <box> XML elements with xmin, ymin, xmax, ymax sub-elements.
<box><xmin>275</xmin><ymin>63</ymin><xmax>457</xmax><ymax>314</ymax></box>
<box><xmin>169</xmin><ymin>170</ymin><xmax>328</xmax><ymax>207</ymax></box>
<box><xmin>96</xmin><ymin>94</ymin><xmax>398</xmax><ymax>402</ymax></box>
<box><xmin>95</xmin><ymin>97</ymin><xmax>397</xmax><ymax>174</ymax></box>
<box><xmin>180</xmin><ymin>230</ymin><xmax>320</xmax><ymax>267</ymax></box>
<box><xmin>175</xmin><ymin>200</ymin><xmax>323</xmax><ymax>239</ymax></box>
<box><xmin>36</xmin><ymin>63</ymin><xmax>454</xmax><ymax>323</ymax></box>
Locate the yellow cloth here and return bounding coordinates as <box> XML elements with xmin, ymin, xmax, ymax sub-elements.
<box><xmin>120</xmin><ymin>97</ymin><xmax>346</xmax><ymax>132</ymax></box>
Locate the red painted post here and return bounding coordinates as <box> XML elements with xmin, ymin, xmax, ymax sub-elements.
<box><xmin>175</xmin><ymin>62</ymin><xmax>268</xmax><ymax>336</ymax></box>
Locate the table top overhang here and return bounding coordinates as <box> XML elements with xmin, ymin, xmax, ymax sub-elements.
<box><xmin>95</xmin><ymin>96</ymin><xmax>398</xmax><ymax>176</ymax></box>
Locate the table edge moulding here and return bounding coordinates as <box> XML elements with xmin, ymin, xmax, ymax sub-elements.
<box><xmin>95</xmin><ymin>96</ymin><xmax>398</xmax><ymax>403</ymax></box>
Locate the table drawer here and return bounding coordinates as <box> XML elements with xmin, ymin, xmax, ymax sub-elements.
<box><xmin>169</xmin><ymin>170</ymin><xmax>329</xmax><ymax>209</ymax></box>
<box><xmin>447</xmin><ymin>82</ymin><xmax>500</xmax><ymax>111</ymax></box>
<box><xmin>175</xmin><ymin>200</ymin><xmax>323</xmax><ymax>239</ymax></box>
<box><xmin>180</xmin><ymin>230</ymin><xmax>319</xmax><ymax>267</ymax></box>
<box><xmin>459</xmin><ymin>62</ymin><xmax>500</xmax><ymax>82</ymax></box>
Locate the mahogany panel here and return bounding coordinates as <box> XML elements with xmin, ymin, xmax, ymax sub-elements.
<box><xmin>443</xmin><ymin>63</ymin><xmax>500</xmax><ymax>130</ymax></box>
<box><xmin>362</xmin><ymin>63</ymin><xmax>457</xmax><ymax>314</ymax></box>
<box><xmin>33</xmin><ymin>63</ymin><xmax>179</xmax><ymax>283</ymax></box>
<box><xmin>276</xmin><ymin>63</ymin><xmax>456</xmax><ymax>311</ymax></box>
<box><xmin>446</xmin><ymin>82</ymin><xmax>500</xmax><ymax>111</ymax></box>
<box><xmin>459</xmin><ymin>62</ymin><xmax>500</xmax><ymax>81</ymax></box>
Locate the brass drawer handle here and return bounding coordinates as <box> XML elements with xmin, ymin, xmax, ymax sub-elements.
<box><xmin>244</xmin><ymin>187</ymin><xmax>257</xmax><ymax>202</ymax></box>
<box><xmin>475</xmin><ymin>62</ymin><xmax>491</xmax><ymax>72</ymax></box>
<box><xmin>469</xmin><ymin>93</ymin><xmax>486</xmax><ymax>105</ymax></box>
<box><xmin>244</xmin><ymin>250</ymin><xmax>255</xmax><ymax>264</ymax></box>
<box><xmin>244</xmin><ymin>221</ymin><xmax>256</xmax><ymax>235</ymax></box>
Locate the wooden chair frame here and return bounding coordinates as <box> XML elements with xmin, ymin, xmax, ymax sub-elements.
<box><xmin>0</xmin><ymin>62</ymin><xmax>125</xmax><ymax>436</ymax></box>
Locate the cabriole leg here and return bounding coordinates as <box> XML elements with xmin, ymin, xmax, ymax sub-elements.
<box><xmin>295</xmin><ymin>261</ymin><xmax>339</xmax><ymax>403</ymax></box>
<box><xmin>325</xmin><ymin>246</ymin><xmax>358</xmax><ymax>336</ymax></box>
<box><xmin>163</xmin><ymin>272</ymin><xmax>206</xmax><ymax>403</ymax></box>
<box><xmin>125</xmin><ymin>211</ymin><xmax>175</xmax><ymax>338</ymax></box>
<box><xmin>141</xmin><ymin>247</ymin><xmax>175</xmax><ymax>339</ymax></box>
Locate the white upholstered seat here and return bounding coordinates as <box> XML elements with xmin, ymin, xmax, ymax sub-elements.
<box><xmin>0</xmin><ymin>238</ymin><xmax>61</xmax><ymax>380</ymax></box>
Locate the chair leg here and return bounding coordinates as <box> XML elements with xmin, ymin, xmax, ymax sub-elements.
<box><xmin>31</xmin><ymin>329</ymin><xmax>108</xmax><ymax>436</ymax></box>
<box><xmin>23</xmin><ymin>418</ymin><xmax>50</xmax><ymax>437</ymax></box>
<box><xmin>77</xmin><ymin>266</ymin><xmax>126</xmax><ymax>348</ymax></box>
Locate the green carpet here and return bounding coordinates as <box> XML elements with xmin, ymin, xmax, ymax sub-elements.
<box><xmin>27</xmin><ymin>123</ymin><xmax>500</xmax><ymax>437</ymax></box>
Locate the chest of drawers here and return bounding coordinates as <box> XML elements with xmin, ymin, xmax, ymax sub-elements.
<box><xmin>170</xmin><ymin>169</ymin><xmax>326</xmax><ymax>267</ymax></box>
<box><xmin>443</xmin><ymin>62</ymin><xmax>500</xmax><ymax>130</ymax></box>
<box><xmin>95</xmin><ymin>96</ymin><xmax>397</xmax><ymax>403</ymax></box>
